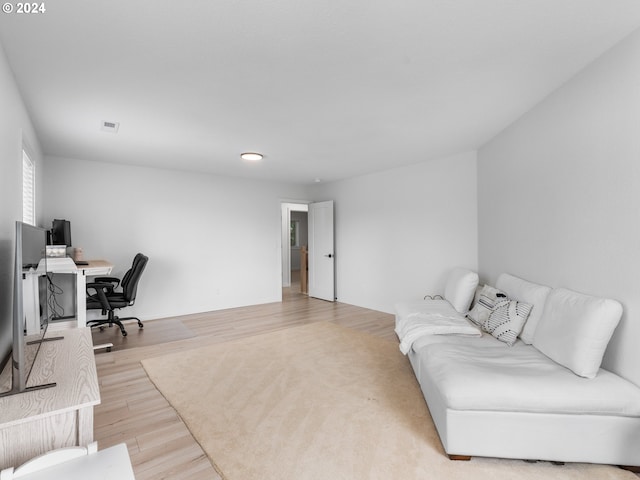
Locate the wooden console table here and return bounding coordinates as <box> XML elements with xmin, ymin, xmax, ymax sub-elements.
<box><xmin>0</xmin><ymin>328</ymin><xmax>100</xmax><ymax>469</ymax></box>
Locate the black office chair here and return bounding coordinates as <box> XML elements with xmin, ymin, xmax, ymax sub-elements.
<box><xmin>86</xmin><ymin>253</ymin><xmax>148</xmax><ymax>337</ymax></box>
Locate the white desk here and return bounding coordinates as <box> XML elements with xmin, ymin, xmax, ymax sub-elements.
<box><xmin>25</xmin><ymin>259</ymin><xmax>113</xmax><ymax>334</ymax></box>
<box><xmin>70</xmin><ymin>259</ymin><xmax>114</xmax><ymax>329</ymax></box>
<box><xmin>22</xmin><ymin>263</ymin><xmax>47</xmax><ymax>335</ymax></box>
<box><xmin>8</xmin><ymin>444</ymin><xmax>135</xmax><ymax>480</ymax></box>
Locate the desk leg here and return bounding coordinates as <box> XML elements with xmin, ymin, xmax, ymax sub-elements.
<box><xmin>76</xmin><ymin>272</ymin><xmax>86</xmax><ymax>328</ymax></box>
<box><xmin>77</xmin><ymin>406</ymin><xmax>94</xmax><ymax>445</ymax></box>
<box><xmin>24</xmin><ymin>274</ymin><xmax>40</xmax><ymax>335</ymax></box>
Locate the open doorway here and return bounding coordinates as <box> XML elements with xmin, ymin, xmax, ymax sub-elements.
<box><xmin>290</xmin><ymin>209</ymin><xmax>309</xmax><ymax>292</ymax></box>
<box><xmin>281</xmin><ymin>202</ymin><xmax>309</xmax><ymax>294</ymax></box>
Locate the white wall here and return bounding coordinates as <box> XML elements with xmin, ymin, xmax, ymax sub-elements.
<box><xmin>0</xmin><ymin>45</ymin><xmax>44</xmax><ymax>361</ymax></box>
<box><xmin>314</xmin><ymin>151</ymin><xmax>478</xmax><ymax>314</ymax></box>
<box><xmin>43</xmin><ymin>156</ymin><xmax>308</xmax><ymax>320</ymax></box>
<box><xmin>478</xmin><ymin>29</ymin><xmax>640</xmax><ymax>386</ymax></box>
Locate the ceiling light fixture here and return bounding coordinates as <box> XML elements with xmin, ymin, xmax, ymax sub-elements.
<box><xmin>240</xmin><ymin>152</ymin><xmax>263</xmax><ymax>161</ymax></box>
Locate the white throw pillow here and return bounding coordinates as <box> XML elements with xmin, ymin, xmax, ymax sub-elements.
<box><xmin>496</xmin><ymin>273</ymin><xmax>552</xmax><ymax>345</ymax></box>
<box><xmin>533</xmin><ymin>288</ymin><xmax>623</xmax><ymax>379</ymax></box>
<box><xmin>444</xmin><ymin>268</ymin><xmax>479</xmax><ymax>313</ymax></box>
<box><xmin>482</xmin><ymin>299</ymin><xmax>532</xmax><ymax>346</ymax></box>
<box><xmin>467</xmin><ymin>285</ymin><xmax>506</xmax><ymax>327</ymax></box>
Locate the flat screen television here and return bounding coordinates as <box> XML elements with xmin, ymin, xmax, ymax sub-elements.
<box><xmin>0</xmin><ymin>221</ymin><xmax>59</xmax><ymax>396</ymax></box>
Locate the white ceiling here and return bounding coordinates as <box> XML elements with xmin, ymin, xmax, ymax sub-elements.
<box><xmin>1</xmin><ymin>0</ymin><xmax>640</xmax><ymax>185</ymax></box>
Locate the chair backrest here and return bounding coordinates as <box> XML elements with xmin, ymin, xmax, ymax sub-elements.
<box><xmin>1</xmin><ymin>442</ymin><xmax>98</xmax><ymax>479</ymax></box>
<box><xmin>121</xmin><ymin>253</ymin><xmax>148</xmax><ymax>303</ymax></box>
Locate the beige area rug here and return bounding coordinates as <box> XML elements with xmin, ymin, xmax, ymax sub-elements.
<box><xmin>141</xmin><ymin>322</ymin><xmax>635</xmax><ymax>480</ymax></box>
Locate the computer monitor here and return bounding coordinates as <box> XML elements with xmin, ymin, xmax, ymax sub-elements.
<box><xmin>50</xmin><ymin>219</ymin><xmax>72</xmax><ymax>247</ymax></box>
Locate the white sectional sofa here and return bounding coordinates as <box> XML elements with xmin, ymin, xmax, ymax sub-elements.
<box><xmin>395</xmin><ymin>270</ymin><xmax>640</xmax><ymax>468</ymax></box>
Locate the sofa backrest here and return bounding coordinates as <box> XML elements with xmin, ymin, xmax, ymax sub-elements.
<box><xmin>495</xmin><ymin>273</ymin><xmax>551</xmax><ymax>344</ymax></box>
<box><xmin>444</xmin><ymin>268</ymin><xmax>479</xmax><ymax>313</ymax></box>
<box><xmin>532</xmin><ymin>287</ymin><xmax>623</xmax><ymax>379</ymax></box>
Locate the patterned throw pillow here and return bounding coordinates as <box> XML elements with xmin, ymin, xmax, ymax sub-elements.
<box><xmin>482</xmin><ymin>299</ymin><xmax>533</xmax><ymax>346</ymax></box>
<box><xmin>467</xmin><ymin>285</ymin><xmax>507</xmax><ymax>327</ymax></box>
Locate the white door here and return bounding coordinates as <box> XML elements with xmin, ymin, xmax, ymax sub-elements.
<box><xmin>308</xmin><ymin>200</ymin><xmax>335</xmax><ymax>301</ymax></box>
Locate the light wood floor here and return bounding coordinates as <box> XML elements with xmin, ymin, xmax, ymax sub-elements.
<box><xmin>93</xmin><ymin>284</ymin><xmax>396</xmax><ymax>479</ymax></box>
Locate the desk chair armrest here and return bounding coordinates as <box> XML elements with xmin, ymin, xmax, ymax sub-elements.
<box><xmin>93</xmin><ymin>276</ymin><xmax>120</xmax><ymax>288</ymax></box>
<box><xmin>86</xmin><ymin>283</ymin><xmax>113</xmax><ymax>310</ymax></box>
<box><xmin>86</xmin><ymin>281</ymin><xmax>115</xmax><ymax>294</ymax></box>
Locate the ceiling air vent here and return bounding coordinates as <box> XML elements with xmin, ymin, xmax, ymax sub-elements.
<box><xmin>101</xmin><ymin>121</ymin><xmax>120</xmax><ymax>133</ymax></box>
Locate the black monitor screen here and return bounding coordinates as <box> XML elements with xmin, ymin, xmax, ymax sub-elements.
<box><xmin>51</xmin><ymin>219</ymin><xmax>71</xmax><ymax>247</ymax></box>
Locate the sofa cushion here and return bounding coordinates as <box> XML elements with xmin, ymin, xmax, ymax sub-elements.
<box><xmin>410</xmin><ymin>330</ymin><xmax>506</xmax><ymax>353</ymax></box>
<box><xmin>496</xmin><ymin>273</ymin><xmax>551</xmax><ymax>344</ymax></box>
<box><xmin>467</xmin><ymin>284</ymin><xmax>505</xmax><ymax>326</ymax></box>
<box><xmin>444</xmin><ymin>268</ymin><xmax>479</xmax><ymax>313</ymax></box>
<box><xmin>533</xmin><ymin>288</ymin><xmax>622</xmax><ymax>379</ymax></box>
<box><xmin>482</xmin><ymin>299</ymin><xmax>532</xmax><ymax>346</ymax></box>
<box><xmin>418</xmin><ymin>342</ymin><xmax>640</xmax><ymax>416</ymax></box>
